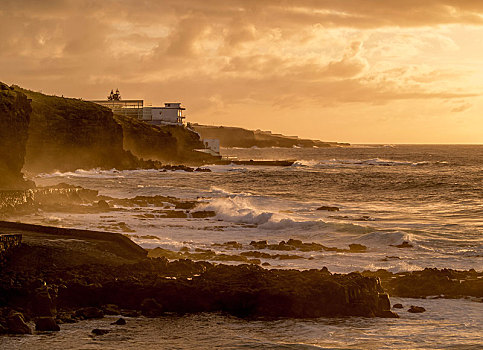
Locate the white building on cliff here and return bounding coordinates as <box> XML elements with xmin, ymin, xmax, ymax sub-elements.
<box><xmin>142</xmin><ymin>103</ymin><xmax>185</xmax><ymax>125</ymax></box>
<box><xmin>91</xmin><ymin>90</ymin><xmax>220</xmax><ymax>156</ymax></box>
<box><xmin>91</xmin><ymin>90</ymin><xmax>185</xmax><ymax>126</ymax></box>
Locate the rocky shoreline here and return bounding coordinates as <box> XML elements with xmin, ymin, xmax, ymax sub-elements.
<box><xmin>1</xmin><ymin>221</ymin><xmax>481</xmax><ymax>336</ymax></box>
<box><xmin>0</xmin><ymin>221</ymin><xmax>401</xmax><ymax>335</ymax></box>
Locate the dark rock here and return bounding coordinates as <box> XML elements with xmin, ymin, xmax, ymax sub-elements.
<box><xmin>121</xmin><ymin>309</ymin><xmax>140</xmax><ymax>317</ymax></box>
<box><xmin>317</xmin><ymin>206</ymin><xmax>339</xmax><ymax>211</ymax></box>
<box><xmin>191</xmin><ymin>210</ymin><xmax>216</xmax><ymax>218</ymax></box>
<box><xmin>408</xmin><ymin>305</ymin><xmax>426</xmax><ymax>313</ymax></box>
<box><xmin>195</xmin><ymin>168</ymin><xmax>211</xmax><ymax>172</ymax></box>
<box><xmin>102</xmin><ymin>304</ymin><xmax>120</xmax><ymax>315</ymax></box>
<box><xmin>74</xmin><ymin>307</ymin><xmax>104</xmax><ymax>319</ymax></box>
<box><xmin>286</xmin><ymin>239</ymin><xmax>303</xmax><ymax>247</ymax></box>
<box><xmin>92</xmin><ymin>328</ymin><xmax>109</xmax><ymax>335</ymax></box>
<box><xmin>250</xmin><ymin>240</ymin><xmax>267</xmax><ymax>249</ymax></box>
<box><xmin>35</xmin><ymin>317</ymin><xmax>60</xmax><ymax>331</ymax></box>
<box><xmin>56</xmin><ymin>312</ymin><xmax>77</xmax><ymax>324</ymax></box>
<box><xmin>362</xmin><ymin>268</ymin><xmax>483</xmax><ymax>299</ymax></box>
<box><xmin>267</xmin><ymin>241</ymin><xmax>296</xmax><ymax>251</ymax></box>
<box><xmin>212</xmin><ymin>241</ymin><xmax>243</xmax><ymax>249</ymax></box>
<box><xmin>393</xmin><ymin>303</ymin><xmax>404</xmax><ymax>309</ymax></box>
<box><xmin>378</xmin><ymin>293</ymin><xmax>391</xmax><ymax>311</ymax></box>
<box><xmin>160</xmin><ymin>210</ymin><xmax>188</xmax><ymax>218</ymax></box>
<box><xmin>111</xmin><ymin>317</ymin><xmax>126</xmax><ymax>325</ymax></box>
<box><xmin>32</xmin><ymin>286</ymin><xmax>56</xmax><ymax>317</ymax></box>
<box><xmin>391</xmin><ymin>241</ymin><xmax>413</xmax><ymax>248</ymax></box>
<box><xmin>0</xmin><ymin>323</ymin><xmax>7</xmax><ymax>334</ymax></box>
<box><xmin>349</xmin><ymin>244</ymin><xmax>367</xmax><ymax>252</ymax></box>
<box><xmin>379</xmin><ymin>310</ymin><xmax>400</xmax><ymax>318</ymax></box>
<box><xmin>6</xmin><ymin>311</ymin><xmax>31</xmax><ymax>334</ymax></box>
<box><xmin>140</xmin><ymin>298</ymin><xmax>163</xmax><ymax>317</ymax></box>
<box><xmin>97</xmin><ymin>200</ymin><xmax>110</xmax><ymax>209</ymax></box>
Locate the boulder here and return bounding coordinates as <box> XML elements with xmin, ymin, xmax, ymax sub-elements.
<box><xmin>92</xmin><ymin>328</ymin><xmax>109</xmax><ymax>336</ymax></box>
<box><xmin>111</xmin><ymin>317</ymin><xmax>126</xmax><ymax>325</ymax></box>
<box><xmin>74</xmin><ymin>307</ymin><xmax>104</xmax><ymax>319</ymax></box>
<box><xmin>35</xmin><ymin>317</ymin><xmax>60</xmax><ymax>331</ymax></box>
<box><xmin>140</xmin><ymin>298</ymin><xmax>163</xmax><ymax>317</ymax></box>
<box><xmin>97</xmin><ymin>200</ymin><xmax>110</xmax><ymax>210</ymax></box>
<box><xmin>349</xmin><ymin>243</ymin><xmax>367</xmax><ymax>252</ymax></box>
<box><xmin>7</xmin><ymin>311</ymin><xmax>31</xmax><ymax>334</ymax></box>
<box><xmin>121</xmin><ymin>309</ymin><xmax>140</xmax><ymax>317</ymax></box>
<box><xmin>393</xmin><ymin>303</ymin><xmax>403</xmax><ymax>309</ymax></box>
<box><xmin>102</xmin><ymin>304</ymin><xmax>120</xmax><ymax>315</ymax></box>
<box><xmin>317</xmin><ymin>206</ymin><xmax>339</xmax><ymax>211</ymax></box>
<box><xmin>408</xmin><ymin>305</ymin><xmax>426</xmax><ymax>313</ymax></box>
<box><xmin>56</xmin><ymin>312</ymin><xmax>77</xmax><ymax>324</ymax></box>
<box><xmin>391</xmin><ymin>241</ymin><xmax>413</xmax><ymax>248</ymax></box>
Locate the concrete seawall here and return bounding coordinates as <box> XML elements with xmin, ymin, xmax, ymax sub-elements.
<box><xmin>0</xmin><ymin>221</ymin><xmax>147</xmax><ymax>262</ymax></box>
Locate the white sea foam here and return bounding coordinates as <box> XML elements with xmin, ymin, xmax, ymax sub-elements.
<box><xmin>199</xmin><ymin>194</ymin><xmax>374</xmax><ymax>236</ymax></box>
<box><xmin>356</xmin><ymin>230</ymin><xmax>413</xmax><ymax>247</ymax></box>
<box><xmin>293</xmin><ymin>158</ymin><xmax>434</xmax><ymax>168</ymax></box>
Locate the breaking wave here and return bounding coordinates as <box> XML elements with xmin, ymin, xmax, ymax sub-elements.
<box><xmin>293</xmin><ymin>158</ymin><xmax>440</xmax><ymax>168</ymax></box>
<box><xmin>200</xmin><ymin>193</ymin><xmax>373</xmax><ymax>234</ymax></box>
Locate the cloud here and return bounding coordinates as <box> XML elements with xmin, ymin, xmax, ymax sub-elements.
<box><xmin>451</xmin><ymin>101</ymin><xmax>473</xmax><ymax>112</ymax></box>
<box><xmin>0</xmin><ymin>0</ymin><xmax>482</xmax><ymax>125</ymax></box>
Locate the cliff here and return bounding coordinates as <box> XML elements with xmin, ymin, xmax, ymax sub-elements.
<box><xmin>114</xmin><ymin>115</ymin><xmax>216</xmax><ymax>164</ymax></box>
<box><xmin>191</xmin><ymin>124</ymin><xmax>350</xmax><ymax>148</ymax></box>
<box><xmin>0</xmin><ymin>83</ymin><xmax>32</xmax><ymax>189</ymax></box>
<box><xmin>13</xmin><ymin>87</ymin><xmax>142</xmax><ymax>173</ymax></box>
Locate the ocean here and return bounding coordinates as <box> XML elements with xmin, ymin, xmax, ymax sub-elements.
<box><xmin>4</xmin><ymin>144</ymin><xmax>482</xmax><ymax>349</ymax></box>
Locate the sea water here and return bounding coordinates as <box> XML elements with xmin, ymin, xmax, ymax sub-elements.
<box><xmin>3</xmin><ymin>145</ymin><xmax>482</xmax><ymax>349</ymax></box>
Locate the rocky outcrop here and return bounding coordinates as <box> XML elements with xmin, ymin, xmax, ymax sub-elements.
<box><xmin>12</xmin><ymin>86</ymin><xmax>143</xmax><ymax>173</ymax></box>
<box><xmin>0</xmin><ymin>83</ymin><xmax>32</xmax><ymax>189</ymax></box>
<box><xmin>114</xmin><ymin>115</ymin><xmax>217</xmax><ymax>164</ymax></box>
<box><xmin>6</xmin><ymin>311</ymin><xmax>31</xmax><ymax>334</ymax></box>
<box><xmin>191</xmin><ymin>123</ymin><xmax>350</xmax><ymax>148</ymax></box>
<box><xmin>1</xmin><ymin>259</ymin><xmax>398</xmax><ymax>321</ymax></box>
<box><xmin>35</xmin><ymin>317</ymin><xmax>60</xmax><ymax>331</ymax></box>
<box><xmin>362</xmin><ymin>268</ymin><xmax>483</xmax><ymax>298</ymax></box>
<box><xmin>113</xmin><ymin>114</ymin><xmax>178</xmax><ymax>162</ymax></box>
<box><xmin>0</xmin><ymin>223</ymin><xmax>398</xmax><ymax>322</ymax></box>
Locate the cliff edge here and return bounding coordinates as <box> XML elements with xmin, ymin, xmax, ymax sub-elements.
<box><xmin>13</xmin><ymin>86</ymin><xmax>142</xmax><ymax>173</ymax></box>
<box><xmin>0</xmin><ymin>83</ymin><xmax>32</xmax><ymax>189</ymax></box>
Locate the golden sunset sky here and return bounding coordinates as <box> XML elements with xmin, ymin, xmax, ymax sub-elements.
<box><xmin>1</xmin><ymin>0</ymin><xmax>482</xmax><ymax>143</ymax></box>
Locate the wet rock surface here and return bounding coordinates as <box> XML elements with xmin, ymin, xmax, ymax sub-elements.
<box><xmin>362</xmin><ymin>268</ymin><xmax>483</xmax><ymax>298</ymax></box>
<box><xmin>35</xmin><ymin>316</ymin><xmax>60</xmax><ymax>331</ymax></box>
<box><xmin>6</xmin><ymin>311</ymin><xmax>31</xmax><ymax>334</ymax></box>
<box><xmin>317</xmin><ymin>206</ymin><xmax>339</xmax><ymax>211</ymax></box>
<box><xmin>408</xmin><ymin>306</ymin><xmax>426</xmax><ymax>313</ymax></box>
<box><xmin>0</xmin><ymin>224</ymin><xmax>399</xmax><ymax>330</ymax></box>
<box><xmin>111</xmin><ymin>317</ymin><xmax>126</xmax><ymax>325</ymax></box>
<box><xmin>92</xmin><ymin>328</ymin><xmax>109</xmax><ymax>336</ymax></box>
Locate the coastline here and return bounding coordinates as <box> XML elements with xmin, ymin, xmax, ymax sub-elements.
<box><xmin>0</xmin><ymin>221</ymin><xmax>397</xmax><ymax>324</ymax></box>
<box><xmin>1</xmin><ymin>220</ymin><xmax>481</xmax><ymax>337</ymax></box>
